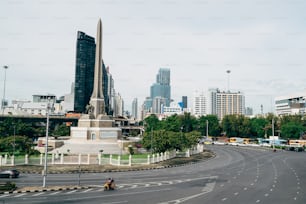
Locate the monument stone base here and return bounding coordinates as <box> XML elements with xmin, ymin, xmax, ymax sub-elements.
<box><xmin>70</xmin><ymin>126</ymin><xmax>121</xmax><ymax>141</ymax></box>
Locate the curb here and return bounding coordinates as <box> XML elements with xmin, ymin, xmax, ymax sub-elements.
<box><xmin>0</xmin><ymin>185</ymin><xmax>91</xmax><ymax>194</ymax></box>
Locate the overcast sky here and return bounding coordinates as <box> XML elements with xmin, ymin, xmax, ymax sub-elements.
<box><xmin>1</xmin><ymin>0</ymin><xmax>306</xmax><ymax>114</ymax></box>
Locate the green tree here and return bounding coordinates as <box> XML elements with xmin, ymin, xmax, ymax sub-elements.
<box><xmin>144</xmin><ymin>114</ymin><xmax>160</xmax><ymax>131</ymax></box>
<box><xmin>250</xmin><ymin>117</ymin><xmax>268</xmax><ymax>138</ymax></box>
<box><xmin>179</xmin><ymin>112</ymin><xmax>197</xmax><ymax>132</ymax></box>
<box><xmin>160</xmin><ymin>114</ymin><xmax>181</xmax><ymax>132</ymax></box>
<box><xmin>52</xmin><ymin>124</ymin><xmax>70</xmax><ymax>137</ymax></box>
<box><xmin>198</xmin><ymin>115</ymin><xmax>221</xmax><ymax>136</ymax></box>
<box><xmin>221</xmin><ymin>115</ymin><xmax>250</xmax><ymax>137</ymax></box>
<box><xmin>281</xmin><ymin>122</ymin><xmax>304</xmax><ymax>139</ymax></box>
<box><xmin>0</xmin><ymin>135</ymin><xmax>34</xmax><ymax>155</ymax></box>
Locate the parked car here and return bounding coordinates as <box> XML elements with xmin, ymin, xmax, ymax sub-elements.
<box><xmin>0</xmin><ymin>170</ymin><xmax>20</xmax><ymax>178</ymax></box>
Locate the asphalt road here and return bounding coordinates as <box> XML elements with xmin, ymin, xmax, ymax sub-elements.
<box><xmin>1</xmin><ymin>145</ymin><xmax>306</xmax><ymax>204</ymax></box>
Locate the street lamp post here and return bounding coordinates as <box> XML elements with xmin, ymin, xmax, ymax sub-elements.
<box><xmin>13</xmin><ymin>125</ymin><xmax>16</xmax><ymax>157</ymax></box>
<box><xmin>272</xmin><ymin>118</ymin><xmax>275</xmax><ymax>151</ymax></box>
<box><xmin>2</xmin><ymin>65</ymin><xmax>8</xmax><ymax>115</ymax></box>
<box><xmin>43</xmin><ymin>101</ymin><xmax>51</xmax><ymax>187</ymax></box>
<box><xmin>180</xmin><ymin>126</ymin><xmax>183</xmax><ymax>150</ymax></box>
<box><xmin>206</xmin><ymin>120</ymin><xmax>209</xmax><ymax>138</ymax></box>
<box><xmin>151</xmin><ymin>127</ymin><xmax>153</xmax><ymax>154</ymax></box>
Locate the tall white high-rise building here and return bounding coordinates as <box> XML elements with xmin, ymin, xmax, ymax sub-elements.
<box><xmin>113</xmin><ymin>92</ymin><xmax>124</xmax><ymax>117</ymax></box>
<box><xmin>214</xmin><ymin>90</ymin><xmax>245</xmax><ymax>120</ymax></box>
<box><xmin>193</xmin><ymin>91</ymin><xmax>206</xmax><ymax>117</ymax></box>
<box><xmin>132</xmin><ymin>98</ymin><xmax>138</xmax><ymax>120</ymax></box>
<box><xmin>207</xmin><ymin>88</ymin><xmax>218</xmax><ymax>115</ymax></box>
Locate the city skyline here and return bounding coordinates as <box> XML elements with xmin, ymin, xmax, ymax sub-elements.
<box><xmin>1</xmin><ymin>0</ymin><xmax>306</xmax><ymax>114</ymax></box>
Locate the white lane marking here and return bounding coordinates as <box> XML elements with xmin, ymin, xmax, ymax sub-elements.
<box><xmin>14</xmin><ymin>193</ymin><xmax>27</xmax><ymax>197</ymax></box>
<box><xmin>234</xmin><ymin>192</ymin><xmax>239</xmax><ymax>196</ymax></box>
<box><xmin>265</xmin><ymin>193</ymin><xmax>269</xmax><ymax>197</ymax></box>
<box><xmin>130</xmin><ymin>185</ymin><xmax>138</xmax><ymax>189</ymax></box>
<box><xmin>33</xmin><ymin>192</ymin><xmax>45</xmax><ymax>197</ymax></box>
<box><xmin>220</xmin><ymin>184</ymin><xmax>224</xmax><ymax>187</ymax></box>
<box><xmin>159</xmin><ymin>182</ymin><xmax>216</xmax><ymax>204</ymax></box>
<box><xmin>222</xmin><ymin>198</ymin><xmax>227</xmax><ymax>201</ymax></box>
<box><xmin>244</xmin><ymin>187</ymin><xmax>248</xmax><ymax>191</ymax></box>
<box><xmin>65</xmin><ymin>190</ymin><xmax>78</xmax><ymax>194</ymax></box>
<box><xmin>82</xmin><ymin>188</ymin><xmax>93</xmax><ymax>193</ymax></box>
<box><xmin>256</xmin><ymin>200</ymin><xmax>260</xmax><ymax>203</ymax></box>
<box><xmin>270</xmin><ymin>189</ymin><xmax>273</xmax><ymax>192</ymax></box>
<box><xmin>49</xmin><ymin>191</ymin><xmax>61</xmax><ymax>195</ymax></box>
<box><xmin>250</xmin><ymin>183</ymin><xmax>254</xmax><ymax>186</ymax></box>
<box><xmin>294</xmin><ymin>197</ymin><xmax>297</xmax><ymax>200</ymax></box>
<box><xmin>0</xmin><ymin>194</ymin><xmax>9</xmax><ymax>198</ymax></box>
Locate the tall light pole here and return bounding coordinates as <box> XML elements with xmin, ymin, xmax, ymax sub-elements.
<box><xmin>226</xmin><ymin>70</ymin><xmax>231</xmax><ymax>92</ymax></box>
<box><xmin>13</xmin><ymin>125</ymin><xmax>16</xmax><ymax>157</ymax></box>
<box><xmin>206</xmin><ymin>120</ymin><xmax>209</xmax><ymax>138</ymax></box>
<box><xmin>180</xmin><ymin>126</ymin><xmax>183</xmax><ymax>150</ymax></box>
<box><xmin>43</xmin><ymin>100</ymin><xmax>51</xmax><ymax>187</ymax></box>
<box><xmin>272</xmin><ymin>117</ymin><xmax>275</xmax><ymax>151</ymax></box>
<box><xmin>151</xmin><ymin>127</ymin><xmax>153</xmax><ymax>154</ymax></box>
<box><xmin>2</xmin><ymin>65</ymin><xmax>8</xmax><ymax>115</ymax></box>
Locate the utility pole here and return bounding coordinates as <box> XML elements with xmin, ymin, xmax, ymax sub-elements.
<box><xmin>43</xmin><ymin>99</ymin><xmax>51</xmax><ymax>187</ymax></box>
<box><xmin>2</xmin><ymin>65</ymin><xmax>8</xmax><ymax>115</ymax></box>
<box><xmin>206</xmin><ymin>120</ymin><xmax>209</xmax><ymax>137</ymax></box>
<box><xmin>272</xmin><ymin>117</ymin><xmax>275</xmax><ymax>151</ymax></box>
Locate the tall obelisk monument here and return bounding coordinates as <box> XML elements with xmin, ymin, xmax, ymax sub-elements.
<box><xmin>71</xmin><ymin>19</ymin><xmax>120</xmax><ymax>144</ymax></box>
<box><xmin>90</xmin><ymin>18</ymin><xmax>105</xmax><ymax>118</ymax></box>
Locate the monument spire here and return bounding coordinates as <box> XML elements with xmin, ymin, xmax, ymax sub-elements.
<box><xmin>90</xmin><ymin>18</ymin><xmax>105</xmax><ymax>118</ymax></box>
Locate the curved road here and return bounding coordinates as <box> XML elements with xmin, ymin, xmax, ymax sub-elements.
<box><xmin>1</xmin><ymin>145</ymin><xmax>306</xmax><ymax>204</ymax></box>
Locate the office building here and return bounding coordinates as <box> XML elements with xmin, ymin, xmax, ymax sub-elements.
<box><xmin>146</xmin><ymin>68</ymin><xmax>171</xmax><ymax>114</ymax></box>
<box><xmin>275</xmin><ymin>90</ymin><xmax>306</xmax><ymax>116</ymax></box>
<box><xmin>132</xmin><ymin>98</ymin><xmax>138</xmax><ymax>120</ymax></box>
<box><xmin>113</xmin><ymin>92</ymin><xmax>124</xmax><ymax>117</ymax></box>
<box><xmin>193</xmin><ymin>91</ymin><xmax>207</xmax><ymax>117</ymax></box>
<box><xmin>182</xmin><ymin>96</ymin><xmax>187</xmax><ymax>109</ymax></box>
<box><xmin>73</xmin><ymin>31</ymin><xmax>96</xmax><ymax>113</ymax></box>
<box><xmin>208</xmin><ymin>88</ymin><xmax>245</xmax><ymax>119</ymax></box>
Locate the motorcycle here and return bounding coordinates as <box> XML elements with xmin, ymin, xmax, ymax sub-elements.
<box><xmin>104</xmin><ymin>179</ymin><xmax>116</xmax><ymax>191</ymax></box>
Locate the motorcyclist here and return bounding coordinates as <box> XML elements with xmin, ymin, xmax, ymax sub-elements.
<box><xmin>104</xmin><ymin>178</ymin><xmax>115</xmax><ymax>190</ymax></box>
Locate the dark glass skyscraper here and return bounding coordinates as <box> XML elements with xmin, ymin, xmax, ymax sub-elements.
<box><xmin>182</xmin><ymin>96</ymin><xmax>187</xmax><ymax>108</ymax></box>
<box><xmin>74</xmin><ymin>31</ymin><xmax>96</xmax><ymax>113</ymax></box>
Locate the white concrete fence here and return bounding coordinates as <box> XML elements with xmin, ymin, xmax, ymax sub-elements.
<box><xmin>0</xmin><ymin>144</ymin><xmax>204</xmax><ymax>167</ymax></box>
